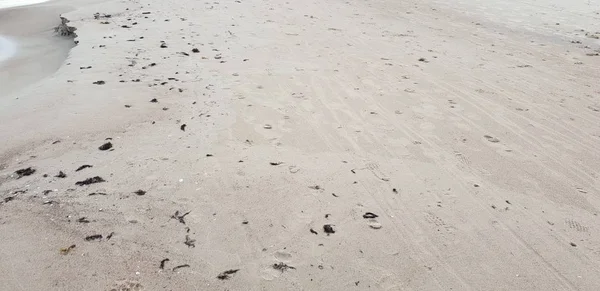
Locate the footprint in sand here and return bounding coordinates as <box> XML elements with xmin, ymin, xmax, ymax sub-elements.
<box><xmin>261</xmin><ymin>251</ymin><xmax>294</xmax><ymax>280</ymax></box>
<box><xmin>274</xmin><ymin>250</ymin><xmax>292</xmax><ymax>262</ymax></box>
<box><xmin>484</xmin><ymin>135</ymin><xmax>500</xmax><ymax>143</ymax></box>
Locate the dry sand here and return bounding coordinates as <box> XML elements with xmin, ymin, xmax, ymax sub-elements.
<box><xmin>1</xmin><ymin>0</ymin><xmax>600</xmax><ymax>290</ymax></box>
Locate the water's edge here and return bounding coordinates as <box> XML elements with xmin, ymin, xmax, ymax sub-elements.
<box><xmin>0</xmin><ymin>2</ymin><xmax>75</xmax><ymax>97</ymax></box>
<box><xmin>0</xmin><ymin>0</ymin><xmax>49</xmax><ymax>9</ymax></box>
<box><xmin>0</xmin><ymin>35</ymin><xmax>17</xmax><ymax>63</ymax></box>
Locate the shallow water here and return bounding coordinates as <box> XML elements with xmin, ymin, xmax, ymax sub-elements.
<box><xmin>0</xmin><ymin>1</ymin><xmax>74</xmax><ymax>97</ymax></box>
<box><xmin>0</xmin><ymin>0</ymin><xmax>49</xmax><ymax>9</ymax></box>
<box><xmin>0</xmin><ymin>35</ymin><xmax>16</xmax><ymax>63</ymax></box>
<box><xmin>0</xmin><ymin>0</ymin><xmax>51</xmax><ymax>64</ymax></box>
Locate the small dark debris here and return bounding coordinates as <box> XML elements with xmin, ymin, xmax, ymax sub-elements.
<box><xmin>392</xmin><ymin>188</ymin><xmax>398</xmax><ymax>193</ymax></box>
<box><xmin>418</xmin><ymin>58</ymin><xmax>427</xmax><ymax>62</ymax></box>
<box><xmin>474</xmin><ymin>184</ymin><xmax>480</xmax><ymax>187</ymax></box>
<box><xmin>505</xmin><ymin>200</ymin><xmax>511</xmax><ymax>205</ymax></box>
<box><xmin>363</xmin><ymin>212</ymin><xmax>378</xmax><ymax>219</ymax></box>
<box><xmin>98</xmin><ymin>142</ymin><xmax>112</xmax><ymax>151</ymax></box>
<box><xmin>106</xmin><ymin>232</ymin><xmax>114</xmax><ymax>240</ymax></box>
<box><xmin>270</xmin><ymin>162</ymin><xmax>282</xmax><ymax>166</ymax></box>
<box><xmin>192</xmin><ymin>48</ymin><xmax>199</xmax><ymax>53</ymax></box>
<box><xmin>93</xmin><ymin>80</ymin><xmax>105</xmax><ymax>85</ymax></box>
<box><xmin>75</xmin><ymin>176</ymin><xmax>106</xmax><ymax>186</ymax></box>
<box><xmin>206</xmin><ymin>154</ymin><xmax>213</xmax><ymax>157</ymax></box>
<box><xmin>242</xmin><ymin>220</ymin><xmax>249</xmax><ymax>224</ymax></box>
<box><xmin>309</xmin><ymin>185</ymin><xmax>321</xmax><ymax>190</ymax></box>
<box><xmin>150</xmin><ymin>98</ymin><xmax>158</xmax><ymax>103</ymax></box>
<box><xmin>323</xmin><ymin>224</ymin><xmax>335</xmax><ymax>234</ymax></box>
<box><xmin>179</xmin><ymin>52</ymin><xmax>189</xmax><ymax>56</ymax></box>
<box><xmin>332</xmin><ymin>193</ymin><xmax>339</xmax><ymax>197</ymax></box>
<box><xmin>570</xmin><ymin>242</ymin><xmax>577</xmax><ymax>247</ymax></box>
<box><xmin>217</xmin><ymin>269</ymin><xmax>240</xmax><ymax>280</ymax></box>
<box><xmin>55</xmin><ymin>171</ymin><xmax>67</xmax><ymax>178</ymax></box>
<box><xmin>184</xmin><ymin>235</ymin><xmax>196</xmax><ymax>248</ymax></box>
<box><xmin>52</xmin><ymin>140</ymin><xmax>61</xmax><ymax>144</ymax></box>
<box><xmin>273</xmin><ymin>262</ymin><xmax>296</xmax><ymax>272</ymax></box>
<box><xmin>88</xmin><ymin>192</ymin><xmax>107</xmax><ymax>196</ymax></box>
<box><xmin>15</xmin><ymin>167</ymin><xmax>35</xmax><ymax>178</ymax></box>
<box><xmin>180</xmin><ymin>124</ymin><xmax>187</xmax><ymax>131</ymax></box>
<box><xmin>171</xmin><ymin>210</ymin><xmax>191</xmax><ymax>224</ymax></box>
<box><xmin>3</xmin><ymin>196</ymin><xmax>15</xmax><ymax>203</ymax></box>
<box><xmin>75</xmin><ymin>165</ymin><xmax>93</xmax><ymax>172</ymax></box>
<box><xmin>172</xmin><ymin>264</ymin><xmax>190</xmax><ymax>272</ymax></box>
<box><xmin>134</xmin><ymin>190</ymin><xmax>146</xmax><ymax>196</ymax></box>
<box><xmin>160</xmin><ymin>258</ymin><xmax>170</xmax><ymax>269</ymax></box>
<box><xmin>310</xmin><ymin>228</ymin><xmax>318</xmax><ymax>235</ymax></box>
<box><xmin>85</xmin><ymin>234</ymin><xmax>103</xmax><ymax>241</ymax></box>
<box><xmin>77</xmin><ymin>217</ymin><xmax>90</xmax><ymax>223</ymax></box>
<box><xmin>60</xmin><ymin>244</ymin><xmax>76</xmax><ymax>255</ymax></box>
<box><xmin>160</xmin><ymin>43</ymin><xmax>168</xmax><ymax>48</ymax></box>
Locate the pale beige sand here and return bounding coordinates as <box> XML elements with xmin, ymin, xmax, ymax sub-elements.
<box><xmin>1</xmin><ymin>0</ymin><xmax>600</xmax><ymax>290</ymax></box>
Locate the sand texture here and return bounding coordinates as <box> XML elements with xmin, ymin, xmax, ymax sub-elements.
<box><xmin>1</xmin><ymin>0</ymin><xmax>600</xmax><ymax>290</ymax></box>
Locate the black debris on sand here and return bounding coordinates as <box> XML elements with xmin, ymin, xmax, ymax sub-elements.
<box><xmin>362</xmin><ymin>212</ymin><xmax>378</xmax><ymax>219</ymax></box>
<box><xmin>15</xmin><ymin>167</ymin><xmax>35</xmax><ymax>179</ymax></box>
<box><xmin>75</xmin><ymin>176</ymin><xmax>106</xmax><ymax>186</ymax></box>
<box><xmin>171</xmin><ymin>210</ymin><xmax>191</xmax><ymax>224</ymax></box>
<box><xmin>184</xmin><ymin>235</ymin><xmax>196</xmax><ymax>248</ymax></box>
<box><xmin>98</xmin><ymin>142</ymin><xmax>113</xmax><ymax>151</ymax></box>
<box><xmin>172</xmin><ymin>264</ymin><xmax>190</xmax><ymax>271</ymax></box>
<box><xmin>160</xmin><ymin>258</ymin><xmax>170</xmax><ymax>269</ymax></box>
<box><xmin>323</xmin><ymin>224</ymin><xmax>335</xmax><ymax>235</ymax></box>
<box><xmin>273</xmin><ymin>262</ymin><xmax>296</xmax><ymax>273</ymax></box>
<box><xmin>217</xmin><ymin>269</ymin><xmax>240</xmax><ymax>280</ymax></box>
<box><xmin>75</xmin><ymin>165</ymin><xmax>93</xmax><ymax>172</ymax></box>
<box><xmin>85</xmin><ymin>234</ymin><xmax>103</xmax><ymax>241</ymax></box>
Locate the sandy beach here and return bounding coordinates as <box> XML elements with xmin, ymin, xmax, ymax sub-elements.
<box><xmin>1</xmin><ymin>0</ymin><xmax>600</xmax><ymax>290</ymax></box>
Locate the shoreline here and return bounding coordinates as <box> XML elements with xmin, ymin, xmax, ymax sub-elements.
<box><xmin>0</xmin><ymin>2</ymin><xmax>75</xmax><ymax>98</ymax></box>
<box><xmin>0</xmin><ymin>35</ymin><xmax>16</xmax><ymax>62</ymax></box>
<box><xmin>1</xmin><ymin>0</ymin><xmax>600</xmax><ymax>290</ymax></box>
<box><xmin>0</xmin><ymin>0</ymin><xmax>49</xmax><ymax>9</ymax></box>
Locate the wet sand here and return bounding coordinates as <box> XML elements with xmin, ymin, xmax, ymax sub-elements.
<box><xmin>0</xmin><ymin>3</ymin><xmax>74</xmax><ymax>97</ymax></box>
